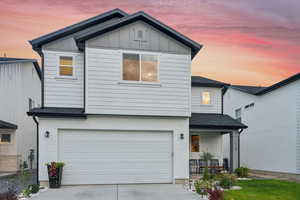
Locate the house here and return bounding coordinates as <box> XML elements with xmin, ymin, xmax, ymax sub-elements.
<box><xmin>0</xmin><ymin>57</ymin><xmax>41</xmax><ymax>172</ymax></box>
<box><xmin>27</xmin><ymin>8</ymin><xmax>246</xmax><ymax>185</ymax></box>
<box><xmin>223</xmin><ymin>73</ymin><xmax>300</xmax><ymax>177</ymax></box>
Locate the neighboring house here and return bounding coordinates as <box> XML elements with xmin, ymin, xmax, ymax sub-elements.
<box><xmin>0</xmin><ymin>57</ymin><xmax>41</xmax><ymax>172</ymax></box>
<box><xmin>28</xmin><ymin>8</ymin><xmax>246</xmax><ymax>185</ymax></box>
<box><xmin>224</xmin><ymin>73</ymin><xmax>300</xmax><ymax>176</ymax></box>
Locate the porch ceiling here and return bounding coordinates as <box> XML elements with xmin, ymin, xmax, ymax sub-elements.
<box><xmin>0</xmin><ymin>120</ymin><xmax>18</xmax><ymax>130</ymax></box>
<box><xmin>190</xmin><ymin>113</ymin><xmax>247</xmax><ymax>130</ymax></box>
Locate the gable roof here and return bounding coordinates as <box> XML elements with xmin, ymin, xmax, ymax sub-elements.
<box><xmin>0</xmin><ymin>57</ymin><xmax>41</xmax><ymax>80</ymax></box>
<box><xmin>190</xmin><ymin>113</ymin><xmax>247</xmax><ymax>130</ymax></box>
<box><xmin>230</xmin><ymin>72</ymin><xmax>300</xmax><ymax>96</ymax></box>
<box><xmin>75</xmin><ymin>11</ymin><xmax>203</xmax><ymax>59</ymax></box>
<box><xmin>192</xmin><ymin>76</ymin><xmax>229</xmax><ymax>88</ymax></box>
<box><xmin>29</xmin><ymin>8</ymin><xmax>128</xmax><ymax>52</ymax></box>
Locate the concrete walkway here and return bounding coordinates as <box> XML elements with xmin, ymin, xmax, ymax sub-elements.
<box><xmin>32</xmin><ymin>184</ymin><xmax>200</xmax><ymax>200</ymax></box>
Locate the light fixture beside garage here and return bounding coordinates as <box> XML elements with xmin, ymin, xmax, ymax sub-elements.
<box><xmin>45</xmin><ymin>131</ymin><xmax>50</xmax><ymax>138</ymax></box>
<box><xmin>180</xmin><ymin>133</ymin><xmax>184</xmax><ymax>140</ymax></box>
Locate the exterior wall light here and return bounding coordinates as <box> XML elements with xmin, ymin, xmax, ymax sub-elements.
<box><xmin>45</xmin><ymin>131</ymin><xmax>50</xmax><ymax>138</ymax></box>
<box><xmin>180</xmin><ymin>133</ymin><xmax>184</xmax><ymax>140</ymax></box>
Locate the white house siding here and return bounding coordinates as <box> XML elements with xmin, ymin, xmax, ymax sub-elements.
<box><xmin>85</xmin><ymin>48</ymin><xmax>191</xmax><ymax>116</ymax></box>
<box><xmin>297</xmin><ymin>81</ymin><xmax>300</xmax><ymax>174</ymax></box>
<box><xmin>191</xmin><ymin>87</ymin><xmax>222</xmax><ymax>113</ymax></box>
<box><xmin>38</xmin><ymin>116</ymin><xmax>189</xmax><ymax>183</ymax></box>
<box><xmin>43</xmin><ymin>51</ymin><xmax>84</xmax><ymax>108</ymax></box>
<box><xmin>0</xmin><ymin>62</ymin><xmax>40</xmax><ymax>171</ymax></box>
<box><xmin>224</xmin><ymin>82</ymin><xmax>298</xmax><ymax>174</ymax></box>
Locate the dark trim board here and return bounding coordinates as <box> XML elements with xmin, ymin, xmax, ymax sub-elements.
<box><xmin>0</xmin><ymin>120</ymin><xmax>18</xmax><ymax>129</ymax></box>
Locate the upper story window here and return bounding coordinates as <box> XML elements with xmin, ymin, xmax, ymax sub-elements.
<box><xmin>122</xmin><ymin>53</ymin><xmax>158</xmax><ymax>82</ymax></box>
<box><xmin>235</xmin><ymin>108</ymin><xmax>242</xmax><ymax>122</ymax></box>
<box><xmin>201</xmin><ymin>91</ymin><xmax>211</xmax><ymax>105</ymax></box>
<box><xmin>59</xmin><ymin>56</ymin><xmax>73</xmax><ymax>77</ymax></box>
<box><xmin>0</xmin><ymin>134</ymin><xmax>11</xmax><ymax>143</ymax></box>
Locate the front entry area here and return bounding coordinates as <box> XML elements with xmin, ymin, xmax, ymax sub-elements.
<box><xmin>58</xmin><ymin>130</ymin><xmax>173</xmax><ymax>185</ymax></box>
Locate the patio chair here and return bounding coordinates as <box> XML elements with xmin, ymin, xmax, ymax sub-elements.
<box><xmin>189</xmin><ymin>159</ymin><xmax>198</xmax><ymax>175</ymax></box>
<box><xmin>210</xmin><ymin>159</ymin><xmax>220</xmax><ymax>174</ymax></box>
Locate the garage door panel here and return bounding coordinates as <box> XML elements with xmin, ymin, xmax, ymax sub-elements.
<box><xmin>58</xmin><ymin>130</ymin><xmax>173</xmax><ymax>184</ymax></box>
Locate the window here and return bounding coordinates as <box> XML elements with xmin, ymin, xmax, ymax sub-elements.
<box><xmin>123</xmin><ymin>53</ymin><xmax>158</xmax><ymax>82</ymax></box>
<box><xmin>0</xmin><ymin>134</ymin><xmax>11</xmax><ymax>143</ymax></box>
<box><xmin>202</xmin><ymin>92</ymin><xmax>211</xmax><ymax>105</ymax></box>
<box><xmin>235</xmin><ymin>108</ymin><xmax>242</xmax><ymax>122</ymax></box>
<box><xmin>59</xmin><ymin>56</ymin><xmax>73</xmax><ymax>76</ymax></box>
<box><xmin>191</xmin><ymin>135</ymin><xmax>200</xmax><ymax>152</ymax></box>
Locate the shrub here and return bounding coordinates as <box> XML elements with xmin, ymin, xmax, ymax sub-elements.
<box><xmin>203</xmin><ymin>167</ymin><xmax>212</xmax><ymax>181</ymax></box>
<box><xmin>207</xmin><ymin>188</ymin><xmax>224</xmax><ymax>200</ymax></box>
<box><xmin>235</xmin><ymin>167</ymin><xmax>249</xmax><ymax>178</ymax></box>
<box><xmin>28</xmin><ymin>184</ymin><xmax>40</xmax><ymax>194</ymax></box>
<box><xmin>194</xmin><ymin>179</ymin><xmax>212</xmax><ymax>196</ymax></box>
<box><xmin>218</xmin><ymin>173</ymin><xmax>237</xmax><ymax>189</ymax></box>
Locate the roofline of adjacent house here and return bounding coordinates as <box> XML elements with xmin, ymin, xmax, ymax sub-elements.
<box><xmin>0</xmin><ymin>58</ymin><xmax>41</xmax><ymax>80</ymax></box>
<box><xmin>0</xmin><ymin>120</ymin><xmax>18</xmax><ymax>130</ymax></box>
<box><xmin>75</xmin><ymin>11</ymin><xmax>203</xmax><ymax>59</ymax></box>
<box><xmin>228</xmin><ymin>72</ymin><xmax>300</xmax><ymax>96</ymax></box>
<box><xmin>29</xmin><ymin>8</ymin><xmax>128</xmax><ymax>52</ymax></box>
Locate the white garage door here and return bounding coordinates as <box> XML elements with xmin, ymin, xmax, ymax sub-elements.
<box><xmin>58</xmin><ymin>130</ymin><xmax>173</xmax><ymax>185</ymax></box>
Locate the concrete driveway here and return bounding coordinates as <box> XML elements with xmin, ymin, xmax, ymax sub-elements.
<box><xmin>31</xmin><ymin>184</ymin><xmax>199</xmax><ymax>200</ymax></box>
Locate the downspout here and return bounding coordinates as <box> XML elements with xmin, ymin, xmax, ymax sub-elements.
<box><xmin>238</xmin><ymin>128</ymin><xmax>244</xmax><ymax>168</ymax></box>
<box><xmin>32</xmin><ymin>115</ymin><xmax>39</xmax><ymax>185</ymax></box>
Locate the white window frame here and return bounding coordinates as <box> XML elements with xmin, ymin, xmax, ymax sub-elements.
<box><xmin>56</xmin><ymin>54</ymin><xmax>76</xmax><ymax>79</ymax></box>
<box><xmin>201</xmin><ymin>91</ymin><xmax>212</xmax><ymax>105</ymax></box>
<box><xmin>120</xmin><ymin>50</ymin><xmax>160</xmax><ymax>85</ymax></box>
<box><xmin>235</xmin><ymin>108</ymin><xmax>242</xmax><ymax>122</ymax></box>
<box><xmin>0</xmin><ymin>133</ymin><xmax>11</xmax><ymax>144</ymax></box>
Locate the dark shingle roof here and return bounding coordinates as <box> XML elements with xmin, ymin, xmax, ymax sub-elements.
<box><xmin>29</xmin><ymin>8</ymin><xmax>128</xmax><ymax>52</ymax></box>
<box><xmin>0</xmin><ymin>57</ymin><xmax>41</xmax><ymax>80</ymax></box>
<box><xmin>192</xmin><ymin>76</ymin><xmax>229</xmax><ymax>88</ymax></box>
<box><xmin>75</xmin><ymin>11</ymin><xmax>202</xmax><ymax>59</ymax></box>
<box><xmin>27</xmin><ymin>107</ymin><xmax>86</xmax><ymax>118</ymax></box>
<box><xmin>190</xmin><ymin>113</ymin><xmax>247</xmax><ymax>130</ymax></box>
<box><xmin>231</xmin><ymin>85</ymin><xmax>266</xmax><ymax>95</ymax></box>
<box><xmin>0</xmin><ymin>120</ymin><xmax>18</xmax><ymax>129</ymax></box>
<box><xmin>231</xmin><ymin>72</ymin><xmax>300</xmax><ymax>95</ymax></box>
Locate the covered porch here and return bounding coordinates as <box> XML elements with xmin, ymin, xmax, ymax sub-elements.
<box><xmin>189</xmin><ymin>113</ymin><xmax>247</xmax><ymax>176</ymax></box>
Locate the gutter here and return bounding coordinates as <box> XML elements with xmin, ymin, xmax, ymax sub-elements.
<box><xmin>32</xmin><ymin>115</ymin><xmax>39</xmax><ymax>185</ymax></box>
<box><xmin>238</xmin><ymin>128</ymin><xmax>244</xmax><ymax>168</ymax></box>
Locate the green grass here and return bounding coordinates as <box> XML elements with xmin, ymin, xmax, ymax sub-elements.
<box><xmin>224</xmin><ymin>179</ymin><xmax>300</xmax><ymax>200</ymax></box>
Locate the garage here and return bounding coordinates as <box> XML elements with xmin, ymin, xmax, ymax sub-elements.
<box><xmin>58</xmin><ymin>130</ymin><xmax>173</xmax><ymax>185</ymax></box>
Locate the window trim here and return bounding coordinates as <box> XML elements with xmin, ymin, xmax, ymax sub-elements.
<box><xmin>57</xmin><ymin>54</ymin><xmax>76</xmax><ymax>79</ymax></box>
<box><xmin>235</xmin><ymin>108</ymin><xmax>242</xmax><ymax>122</ymax></box>
<box><xmin>120</xmin><ymin>50</ymin><xmax>160</xmax><ymax>84</ymax></box>
<box><xmin>201</xmin><ymin>91</ymin><xmax>212</xmax><ymax>105</ymax></box>
<box><xmin>0</xmin><ymin>134</ymin><xmax>11</xmax><ymax>144</ymax></box>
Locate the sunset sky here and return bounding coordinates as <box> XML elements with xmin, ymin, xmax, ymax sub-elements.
<box><xmin>0</xmin><ymin>0</ymin><xmax>299</xmax><ymax>86</ymax></box>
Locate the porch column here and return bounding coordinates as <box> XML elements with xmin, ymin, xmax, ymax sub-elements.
<box><xmin>230</xmin><ymin>130</ymin><xmax>239</xmax><ymax>172</ymax></box>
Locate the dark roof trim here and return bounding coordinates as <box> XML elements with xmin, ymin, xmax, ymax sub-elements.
<box><xmin>192</xmin><ymin>76</ymin><xmax>229</xmax><ymax>88</ymax></box>
<box><xmin>27</xmin><ymin>107</ymin><xmax>86</xmax><ymax>118</ymax></box>
<box><xmin>75</xmin><ymin>11</ymin><xmax>203</xmax><ymax>59</ymax></box>
<box><xmin>29</xmin><ymin>9</ymin><xmax>128</xmax><ymax>52</ymax></box>
<box><xmin>0</xmin><ymin>120</ymin><xmax>18</xmax><ymax>129</ymax></box>
<box><xmin>0</xmin><ymin>57</ymin><xmax>41</xmax><ymax>80</ymax></box>
<box><xmin>256</xmin><ymin>73</ymin><xmax>300</xmax><ymax>95</ymax></box>
<box><xmin>230</xmin><ymin>72</ymin><xmax>300</xmax><ymax>96</ymax></box>
<box><xmin>190</xmin><ymin>125</ymin><xmax>245</xmax><ymax>130</ymax></box>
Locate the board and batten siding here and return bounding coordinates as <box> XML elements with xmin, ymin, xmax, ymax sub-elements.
<box><xmin>85</xmin><ymin>48</ymin><xmax>191</xmax><ymax>116</ymax></box>
<box><xmin>43</xmin><ymin>51</ymin><xmax>84</xmax><ymax>108</ymax></box>
<box><xmin>191</xmin><ymin>87</ymin><xmax>222</xmax><ymax>113</ymax></box>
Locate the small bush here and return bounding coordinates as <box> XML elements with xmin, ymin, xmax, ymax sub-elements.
<box><xmin>28</xmin><ymin>184</ymin><xmax>40</xmax><ymax>194</ymax></box>
<box><xmin>218</xmin><ymin>173</ymin><xmax>237</xmax><ymax>189</ymax></box>
<box><xmin>194</xmin><ymin>179</ymin><xmax>212</xmax><ymax>196</ymax></box>
<box><xmin>235</xmin><ymin>167</ymin><xmax>249</xmax><ymax>178</ymax></box>
<box><xmin>207</xmin><ymin>188</ymin><xmax>224</xmax><ymax>200</ymax></box>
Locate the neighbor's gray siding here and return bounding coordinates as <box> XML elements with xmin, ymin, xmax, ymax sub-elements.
<box><xmin>42</xmin><ymin>18</ymin><xmax>120</xmax><ymax>52</ymax></box>
<box><xmin>297</xmin><ymin>81</ymin><xmax>300</xmax><ymax>174</ymax></box>
<box><xmin>43</xmin><ymin>51</ymin><xmax>84</xmax><ymax>108</ymax></box>
<box><xmin>86</xmin><ymin>21</ymin><xmax>190</xmax><ymax>55</ymax></box>
<box><xmin>85</xmin><ymin>47</ymin><xmax>191</xmax><ymax>116</ymax></box>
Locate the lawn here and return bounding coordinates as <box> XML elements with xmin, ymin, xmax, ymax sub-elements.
<box><xmin>224</xmin><ymin>179</ymin><xmax>300</xmax><ymax>200</ymax></box>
